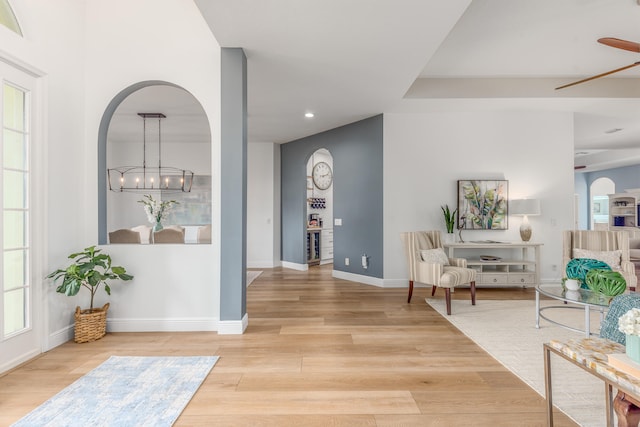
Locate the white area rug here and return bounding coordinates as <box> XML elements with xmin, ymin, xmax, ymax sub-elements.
<box><xmin>12</xmin><ymin>356</ymin><xmax>218</xmax><ymax>427</ymax></box>
<box><xmin>426</xmin><ymin>298</ymin><xmax>607</xmax><ymax>427</ymax></box>
<box><xmin>247</xmin><ymin>270</ymin><xmax>262</xmax><ymax>286</ymax></box>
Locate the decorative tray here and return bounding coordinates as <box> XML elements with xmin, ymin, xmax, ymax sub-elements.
<box><xmin>480</xmin><ymin>255</ymin><xmax>502</xmax><ymax>261</ymax></box>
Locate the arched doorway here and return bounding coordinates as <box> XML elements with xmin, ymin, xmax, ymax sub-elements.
<box><xmin>590</xmin><ymin>177</ymin><xmax>615</xmax><ymax>230</ymax></box>
<box><xmin>306</xmin><ymin>148</ymin><xmax>334</xmax><ymax>266</ymax></box>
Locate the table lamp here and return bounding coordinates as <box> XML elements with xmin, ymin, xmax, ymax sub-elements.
<box><xmin>511</xmin><ymin>199</ymin><xmax>541</xmax><ymax>242</ymax></box>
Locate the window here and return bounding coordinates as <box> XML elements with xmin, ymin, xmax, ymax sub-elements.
<box><xmin>2</xmin><ymin>81</ymin><xmax>29</xmax><ymax>337</ymax></box>
<box><xmin>0</xmin><ymin>0</ymin><xmax>22</xmax><ymax>36</ymax></box>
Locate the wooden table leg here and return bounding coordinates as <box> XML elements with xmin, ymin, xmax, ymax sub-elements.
<box><xmin>614</xmin><ymin>391</ymin><xmax>640</xmax><ymax>427</ymax></box>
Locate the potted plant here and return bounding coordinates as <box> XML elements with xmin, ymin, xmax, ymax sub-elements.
<box><xmin>46</xmin><ymin>245</ymin><xmax>133</xmax><ymax>343</ymax></box>
<box><xmin>561</xmin><ymin>276</ymin><xmax>581</xmax><ymax>291</ymax></box>
<box><xmin>441</xmin><ymin>204</ymin><xmax>457</xmax><ymax>242</ymax></box>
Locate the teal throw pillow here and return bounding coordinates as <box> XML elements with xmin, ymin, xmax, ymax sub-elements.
<box><xmin>566</xmin><ymin>258</ymin><xmax>611</xmax><ymax>289</ymax></box>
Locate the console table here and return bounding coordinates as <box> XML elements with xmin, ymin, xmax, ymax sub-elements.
<box><xmin>443</xmin><ymin>241</ymin><xmax>542</xmax><ymax>286</ymax></box>
<box><xmin>544</xmin><ymin>337</ymin><xmax>640</xmax><ymax>427</ymax></box>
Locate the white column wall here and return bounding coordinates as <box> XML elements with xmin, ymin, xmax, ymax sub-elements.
<box><xmin>247</xmin><ymin>142</ymin><xmax>280</xmax><ymax>268</ymax></box>
<box><xmin>383</xmin><ymin>111</ymin><xmax>575</xmax><ymax>285</ymax></box>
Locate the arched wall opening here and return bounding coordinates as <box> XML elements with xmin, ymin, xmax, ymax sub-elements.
<box><xmin>305</xmin><ymin>148</ymin><xmax>334</xmax><ymax>266</ymax></box>
<box><xmin>98</xmin><ymin>81</ymin><xmax>211</xmax><ymax>244</ymax></box>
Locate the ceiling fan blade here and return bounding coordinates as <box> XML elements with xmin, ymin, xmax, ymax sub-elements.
<box><xmin>574</xmin><ymin>165</ymin><xmax>586</xmax><ymax>170</ymax></box>
<box><xmin>555</xmin><ymin>62</ymin><xmax>640</xmax><ymax>90</ymax></box>
<box><xmin>598</xmin><ymin>37</ymin><xmax>640</xmax><ymax>53</ymax></box>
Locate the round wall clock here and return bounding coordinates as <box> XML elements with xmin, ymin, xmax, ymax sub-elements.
<box><xmin>312</xmin><ymin>161</ymin><xmax>333</xmax><ymax>190</ymax></box>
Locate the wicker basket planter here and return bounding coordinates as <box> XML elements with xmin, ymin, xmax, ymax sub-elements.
<box><xmin>74</xmin><ymin>303</ymin><xmax>109</xmax><ymax>343</ymax></box>
<box><xmin>47</xmin><ymin>246</ymin><xmax>133</xmax><ymax>344</ymax></box>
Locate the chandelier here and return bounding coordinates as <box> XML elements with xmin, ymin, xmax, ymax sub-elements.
<box><xmin>107</xmin><ymin>113</ymin><xmax>194</xmax><ymax>193</ymax></box>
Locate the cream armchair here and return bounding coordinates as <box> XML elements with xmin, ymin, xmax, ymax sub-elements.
<box><xmin>562</xmin><ymin>230</ymin><xmax>637</xmax><ymax>291</ymax></box>
<box><xmin>400</xmin><ymin>231</ymin><xmax>476</xmax><ymax>315</ymax></box>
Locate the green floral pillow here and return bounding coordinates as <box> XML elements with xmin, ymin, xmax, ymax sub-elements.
<box><xmin>585</xmin><ymin>269</ymin><xmax>626</xmax><ymax>296</ymax></box>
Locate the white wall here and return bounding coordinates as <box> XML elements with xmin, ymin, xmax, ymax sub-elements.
<box><xmin>383</xmin><ymin>111</ymin><xmax>575</xmax><ymax>284</ymax></box>
<box><xmin>0</xmin><ymin>0</ymin><xmax>89</xmax><ymax>347</ymax></box>
<box><xmin>0</xmin><ymin>0</ymin><xmax>223</xmax><ymax>348</ymax></box>
<box><xmin>80</xmin><ymin>0</ymin><xmax>221</xmax><ymax>336</ymax></box>
<box><xmin>247</xmin><ymin>142</ymin><xmax>280</xmax><ymax>268</ymax></box>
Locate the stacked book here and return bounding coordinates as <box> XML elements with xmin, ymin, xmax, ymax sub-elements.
<box><xmin>608</xmin><ymin>353</ymin><xmax>640</xmax><ymax>378</ymax></box>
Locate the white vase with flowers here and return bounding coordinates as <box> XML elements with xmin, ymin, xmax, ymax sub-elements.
<box><xmin>138</xmin><ymin>194</ymin><xmax>178</xmax><ymax>232</ymax></box>
<box><xmin>618</xmin><ymin>308</ymin><xmax>640</xmax><ymax>363</ymax></box>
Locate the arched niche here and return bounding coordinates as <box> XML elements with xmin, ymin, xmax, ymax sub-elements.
<box><xmin>98</xmin><ymin>81</ymin><xmax>211</xmax><ymax>244</ymax></box>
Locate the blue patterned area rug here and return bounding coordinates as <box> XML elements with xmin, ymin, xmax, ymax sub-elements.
<box><xmin>12</xmin><ymin>355</ymin><xmax>219</xmax><ymax>427</ymax></box>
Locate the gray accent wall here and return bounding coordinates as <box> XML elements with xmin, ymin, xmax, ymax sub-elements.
<box><xmin>220</xmin><ymin>48</ymin><xmax>247</xmax><ymax>320</ymax></box>
<box><xmin>281</xmin><ymin>115</ymin><xmax>383</xmax><ymax>278</ymax></box>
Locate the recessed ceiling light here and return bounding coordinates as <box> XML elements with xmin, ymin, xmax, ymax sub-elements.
<box><xmin>604</xmin><ymin>128</ymin><xmax>623</xmax><ymax>134</ymax></box>
<box><xmin>305</xmin><ymin>112</ymin><xmax>314</xmax><ymax>118</ymax></box>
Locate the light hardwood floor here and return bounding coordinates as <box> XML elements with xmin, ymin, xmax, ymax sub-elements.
<box><xmin>0</xmin><ymin>265</ymin><xmax>577</xmax><ymax>426</ymax></box>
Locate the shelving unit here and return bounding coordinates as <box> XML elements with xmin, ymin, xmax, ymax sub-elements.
<box><xmin>320</xmin><ymin>228</ymin><xmax>333</xmax><ymax>264</ymax></box>
<box><xmin>443</xmin><ymin>241</ymin><xmax>542</xmax><ymax>287</ymax></box>
<box><xmin>609</xmin><ymin>193</ymin><xmax>638</xmax><ymax>228</ymax></box>
<box><xmin>306</xmin><ymin>229</ymin><xmax>321</xmax><ymax>265</ymax></box>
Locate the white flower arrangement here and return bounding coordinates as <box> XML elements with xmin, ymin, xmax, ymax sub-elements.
<box><xmin>618</xmin><ymin>308</ymin><xmax>640</xmax><ymax>336</ymax></box>
<box><xmin>138</xmin><ymin>194</ymin><xmax>178</xmax><ymax>225</ymax></box>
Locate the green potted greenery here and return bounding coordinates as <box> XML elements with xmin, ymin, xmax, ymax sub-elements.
<box><xmin>441</xmin><ymin>204</ymin><xmax>457</xmax><ymax>236</ymax></box>
<box><xmin>46</xmin><ymin>245</ymin><xmax>133</xmax><ymax>343</ymax></box>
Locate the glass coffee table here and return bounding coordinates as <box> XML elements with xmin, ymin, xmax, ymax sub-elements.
<box><xmin>535</xmin><ymin>284</ymin><xmax>613</xmax><ymax>338</ymax></box>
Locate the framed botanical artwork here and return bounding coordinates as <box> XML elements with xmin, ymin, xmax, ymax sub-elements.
<box><xmin>457</xmin><ymin>180</ymin><xmax>508</xmax><ymax>230</ymax></box>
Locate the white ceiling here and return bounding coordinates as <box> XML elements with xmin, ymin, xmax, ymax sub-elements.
<box><xmin>193</xmin><ymin>0</ymin><xmax>640</xmax><ymax>171</ymax></box>
<box><xmin>108</xmin><ymin>85</ymin><xmax>210</xmax><ymax>145</ymax></box>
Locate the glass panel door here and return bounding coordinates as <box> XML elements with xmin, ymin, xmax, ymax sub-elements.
<box><xmin>0</xmin><ymin>61</ymin><xmax>40</xmax><ymax>374</ymax></box>
<box><xmin>2</xmin><ymin>82</ymin><xmax>29</xmax><ymax>337</ymax></box>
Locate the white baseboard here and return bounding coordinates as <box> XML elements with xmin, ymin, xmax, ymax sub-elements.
<box><xmin>247</xmin><ymin>260</ymin><xmax>281</xmax><ymax>268</ymax></box>
<box><xmin>47</xmin><ymin>324</ymin><xmax>74</xmax><ymax>350</ymax></box>
<box><xmin>332</xmin><ymin>270</ymin><xmax>385</xmax><ymax>287</ymax></box>
<box><xmin>381</xmin><ymin>278</ymin><xmax>410</xmax><ymax>288</ymax></box>
<box><xmin>0</xmin><ymin>348</ymin><xmax>41</xmax><ymax>374</ymax></box>
<box><xmin>107</xmin><ymin>317</ymin><xmax>218</xmax><ymax>332</ymax></box>
<box><xmin>282</xmin><ymin>261</ymin><xmax>308</xmax><ymax>271</ymax></box>
<box><xmin>218</xmin><ymin>313</ymin><xmax>248</xmax><ymax>334</ymax></box>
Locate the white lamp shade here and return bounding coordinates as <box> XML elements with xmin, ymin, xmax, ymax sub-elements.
<box><xmin>511</xmin><ymin>199</ymin><xmax>541</xmax><ymax>216</ymax></box>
